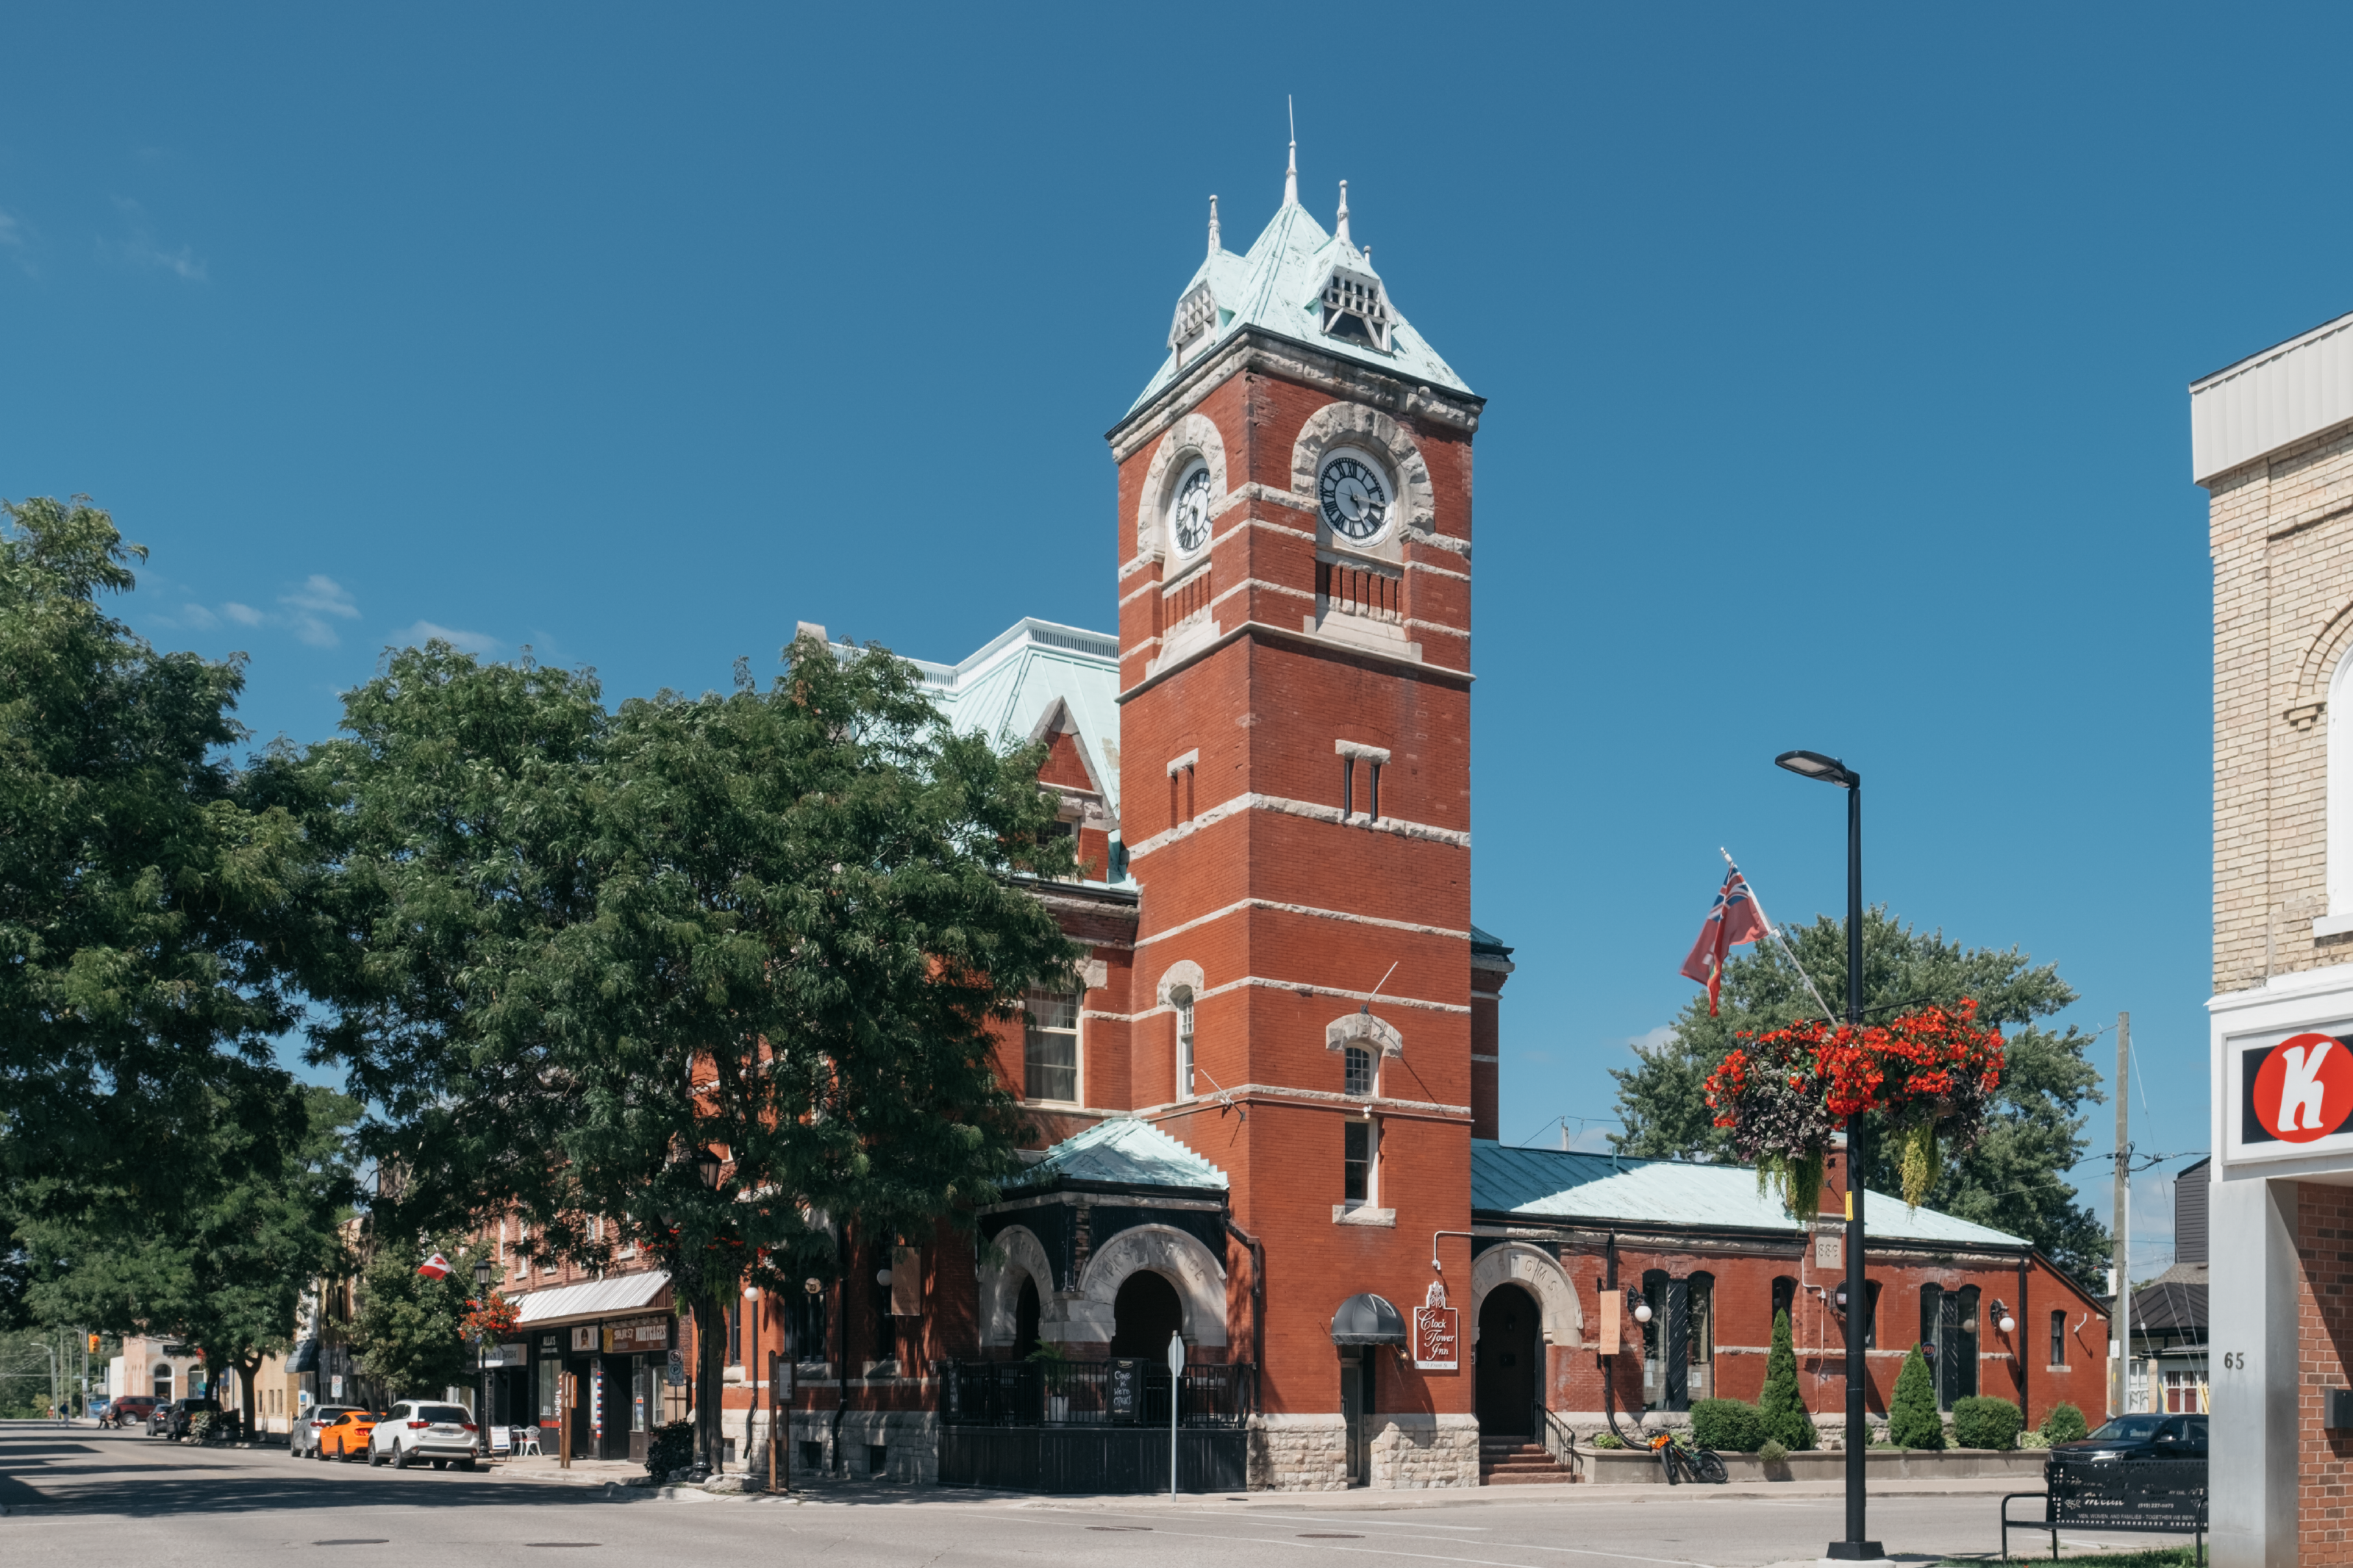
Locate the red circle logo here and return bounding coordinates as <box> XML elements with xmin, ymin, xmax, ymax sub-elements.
<box><xmin>2253</xmin><ymin>1032</ymin><xmax>2353</xmax><ymax>1142</ymax></box>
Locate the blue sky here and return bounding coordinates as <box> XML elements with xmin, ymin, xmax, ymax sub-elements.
<box><xmin>4</xmin><ymin>4</ymin><xmax>2322</xmax><ymax>1260</ymax></box>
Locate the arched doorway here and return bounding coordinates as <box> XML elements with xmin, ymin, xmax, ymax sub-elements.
<box><xmin>1015</xmin><ymin>1275</ymin><xmax>1042</xmax><ymax>1360</ymax></box>
<box><xmin>1476</xmin><ymin>1283</ymin><xmax>1539</xmax><ymax>1436</ymax></box>
<box><xmin>1108</xmin><ymin>1270</ymin><xmax>1185</xmax><ymax>1358</ymax></box>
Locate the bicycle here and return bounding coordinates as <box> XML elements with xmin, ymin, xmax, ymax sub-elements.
<box><xmin>1647</xmin><ymin>1431</ymin><xmax>1729</xmax><ymax>1485</ymax></box>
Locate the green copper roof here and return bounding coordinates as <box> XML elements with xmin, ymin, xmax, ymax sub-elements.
<box><xmin>1128</xmin><ymin>185</ymin><xmax>1472</xmax><ymax>415</ymax></box>
<box><xmin>1471</xmin><ymin>1141</ymin><xmax>2025</xmax><ymax>1249</ymax></box>
<box><xmin>1009</xmin><ymin>1117</ymin><xmax>1229</xmax><ymax>1192</ymax></box>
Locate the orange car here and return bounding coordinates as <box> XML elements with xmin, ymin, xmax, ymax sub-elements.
<box><xmin>315</xmin><ymin>1410</ymin><xmax>379</xmax><ymax>1462</ymax></box>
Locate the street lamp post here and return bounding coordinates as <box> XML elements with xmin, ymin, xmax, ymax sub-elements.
<box><xmin>1774</xmin><ymin>749</ymin><xmax>1882</xmax><ymax>1565</ymax></box>
<box><xmin>474</xmin><ymin>1256</ymin><xmax>493</xmax><ymax>1464</ymax></box>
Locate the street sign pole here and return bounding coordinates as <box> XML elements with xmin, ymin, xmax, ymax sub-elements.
<box><xmin>1165</xmin><ymin>1331</ymin><xmax>1184</xmax><ymax>1499</ymax></box>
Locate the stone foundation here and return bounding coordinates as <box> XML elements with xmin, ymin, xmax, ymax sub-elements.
<box><xmin>1248</xmin><ymin>1414</ymin><xmax>1349</xmax><ymax>1491</ymax></box>
<box><xmin>762</xmin><ymin>1410</ymin><xmax>938</xmax><ymax>1485</ymax></box>
<box><xmin>1368</xmin><ymin>1414</ymin><xmax>1480</xmax><ymax>1489</ymax></box>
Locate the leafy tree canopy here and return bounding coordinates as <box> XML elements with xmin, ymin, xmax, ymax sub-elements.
<box><xmin>283</xmin><ymin>633</ymin><xmax>1082</xmax><ymax>1463</ymax></box>
<box><xmin>1610</xmin><ymin>908</ymin><xmax>2109</xmax><ymax>1284</ymax></box>
<box><xmin>0</xmin><ymin>497</ymin><xmax>307</xmax><ymax>1242</ymax></box>
<box><xmin>15</xmin><ymin>1081</ymin><xmax>359</xmax><ymax>1433</ymax></box>
<box><xmin>351</xmin><ymin>1234</ymin><xmax>495</xmax><ymax>1407</ymax></box>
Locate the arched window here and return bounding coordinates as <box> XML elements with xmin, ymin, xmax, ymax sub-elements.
<box><xmin>1171</xmin><ymin>986</ymin><xmax>1195</xmax><ymax>1100</ymax></box>
<box><xmin>1343</xmin><ymin>1043</ymin><xmax>1374</xmax><ymax>1097</ymax></box>
<box><xmin>2332</xmin><ymin>652</ymin><xmax>2353</xmax><ymax>925</ymax></box>
<box><xmin>1771</xmin><ymin>1275</ymin><xmax>1797</xmax><ymax>1333</ymax></box>
<box><xmin>1687</xmin><ymin>1272</ymin><xmax>1715</xmax><ymax>1401</ymax></box>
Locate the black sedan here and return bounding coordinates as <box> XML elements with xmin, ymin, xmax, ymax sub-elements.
<box><xmin>2053</xmin><ymin>1412</ymin><xmax>2207</xmax><ymax>1461</ymax></box>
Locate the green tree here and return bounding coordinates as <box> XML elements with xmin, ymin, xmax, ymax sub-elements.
<box><xmin>1887</xmin><ymin>1343</ymin><xmax>1943</xmax><ymax>1448</ymax></box>
<box><xmin>17</xmin><ymin>1081</ymin><xmax>360</xmax><ymax>1435</ymax></box>
<box><xmin>351</xmin><ymin>1235</ymin><xmax>495</xmax><ymax>1408</ymax></box>
<box><xmin>289</xmin><ymin>634</ymin><xmax>1081</xmax><ymax>1469</ymax></box>
<box><xmin>1759</xmin><ymin>1307</ymin><xmax>1815</xmax><ymax>1450</ymax></box>
<box><xmin>0</xmin><ymin>497</ymin><xmax>307</xmax><ymax>1286</ymax></box>
<box><xmin>1610</xmin><ymin>908</ymin><xmax>2109</xmax><ymax>1282</ymax></box>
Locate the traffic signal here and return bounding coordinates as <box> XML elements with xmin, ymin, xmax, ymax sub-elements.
<box><xmin>87</xmin><ymin>1333</ymin><xmax>99</xmax><ymax>1353</ymax></box>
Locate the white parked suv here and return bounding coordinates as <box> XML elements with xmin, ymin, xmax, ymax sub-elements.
<box><xmin>367</xmin><ymin>1400</ymin><xmax>480</xmax><ymax>1470</ymax></box>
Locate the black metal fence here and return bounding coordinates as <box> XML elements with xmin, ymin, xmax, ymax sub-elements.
<box><xmin>939</xmin><ymin>1358</ymin><xmax>1254</xmax><ymax>1429</ymax></box>
<box><xmin>937</xmin><ymin>1359</ymin><xmax>1256</xmax><ymax>1494</ymax></box>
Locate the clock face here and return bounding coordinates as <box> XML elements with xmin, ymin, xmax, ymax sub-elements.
<box><xmin>1171</xmin><ymin>462</ymin><xmax>1213</xmax><ymax>555</ymax></box>
<box><xmin>1319</xmin><ymin>454</ymin><xmax>1390</xmax><ymax>541</ymax></box>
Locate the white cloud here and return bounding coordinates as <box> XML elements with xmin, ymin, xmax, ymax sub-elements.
<box><xmin>101</xmin><ymin>197</ymin><xmax>207</xmax><ymax>282</ymax></box>
<box><xmin>1627</xmin><ymin>1023</ymin><xmax>1677</xmax><ymax>1057</ymax></box>
<box><xmin>0</xmin><ymin>207</ymin><xmax>32</xmax><ymax>276</ymax></box>
<box><xmin>176</xmin><ymin>603</ymin><xmax>220</xmax><ymax>630</ymax></box>
<box><xmin>221</xmin><ymin>601</ymin><xmax>263</xmax><ymax>627</ymax></box>
<box><xmin>279</xmin><ymin>576</ymin><xmax>360</xmax><ymax>647</ymax></box>
<box><xmin>392</xmin><ymin>620</ymin><xmax>501</xmax><ymax>658</ymax></box>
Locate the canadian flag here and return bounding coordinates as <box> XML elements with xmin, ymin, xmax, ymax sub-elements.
<box><xmin>417</xmin><ymin>1252</ymin><xmax>453</xmax><ymax>1280</ymax></box>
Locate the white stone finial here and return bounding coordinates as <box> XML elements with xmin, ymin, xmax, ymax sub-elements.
<box><xmin>1285</xmin><ymin>96</ymin><xmax>1299</xmax><ymax>207</ymax></box>
<box><xmin>1207</xmin><ymin>195</ymin><xmax>1220</xmax><ymax>256</ymax></box>
<box><xmin>1335</xmin><ymin>180</ymin><xmax>1351</xmax><ymax>247</ymax></box>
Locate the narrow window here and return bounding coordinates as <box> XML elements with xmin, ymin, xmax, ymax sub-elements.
<box><xmin>1688</xmin><ymin>1272</ymin><xmax>1716</xmax><ymax>1403</ymax></box>
<box><xmin>1344</xmin><ymin>1043</ymin><xmax>1374</xmax><ymax>1097</ymax></box>
<box><xmin>1173</xmin><ymin>987</ymin><xmax>1196</xmax><ymax>1098</ymax></box>
<box><xmin>2049</xmin><ymin>1309</ymin><xmax>2067</xmax><ymax>1367</ymax></box>
<box><xmin>1919</xmin><ymin>1282</ymin><xmax>1943</xmax><ymax>1367</ymax></box>
<box><xmin>727</xmin><ymin>1298</ymin><xmax>743</xmax><ymax>1366</ymax></box>
<box><xmin>1343</xmin><ymin>1120</ymin><xmax>1371</xmax><ymax>1206</ymax></box>
<box><xmin>1863</xmin><ymin>1280</ymin><xmax>1880</xmax><ymax>1349</ymax></box>
<box><xmin>1368</xmin><ymin>761</ymin><xmax>1382</xmax><ymax>822</ymax></box>
<box><xmin>793</xmin><ymin>1286</ymin><xmax>828</xmax><ymax>1364</ymax></box>
<box><xmin>1770</xmin><ymin>1275</ymin><xmax>1796</xmax><ymax>1331</ymax></box>
<box><xmin>1024</xmin><ymin>987</ymin><xmax>1079</xmax><ymax>1103</ymax></box>
<box><xmin>1343</xmin><ymin>756</ymin><xmax>1354</xmax><ymax>817</ymax></box>
<box><xmin>871</xmin><ymin>1246</ymin><xmax>899</xmax><ymax>1364</ymax></box>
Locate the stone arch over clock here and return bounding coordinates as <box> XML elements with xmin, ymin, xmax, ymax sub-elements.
<box><xmin>1133</xmin><ymin>412</ymin><xmax>1230</xmax><ymax>564</ymax></box>
<box><xmin>1288</xmin><ymin>401</ymin><xmax>1437</xmax><ymax>568</ymax></box>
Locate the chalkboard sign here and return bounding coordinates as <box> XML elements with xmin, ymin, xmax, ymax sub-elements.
<box><xmin>1107</xmin><ymin>1358</ymin><xmax>1142</xmax><ymax>1423</ymax></box>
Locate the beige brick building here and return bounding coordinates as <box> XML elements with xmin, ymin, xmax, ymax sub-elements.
<box><xmin>2198</xmin><ymin>309</ymin><xmax>2353</xmax><ymax>1568</ymax></box>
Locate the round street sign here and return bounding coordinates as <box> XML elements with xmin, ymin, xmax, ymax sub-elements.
<box><xmin>2252</xmin><ymin>1031</ymin><xmax>2353</xmax><ymax>1142</ymax></box>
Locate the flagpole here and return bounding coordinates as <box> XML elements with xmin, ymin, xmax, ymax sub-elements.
<box><xmin>1719</xmin><ymin>848</ymin><xmax>1840</xmax><ymax>1025</ymax></box>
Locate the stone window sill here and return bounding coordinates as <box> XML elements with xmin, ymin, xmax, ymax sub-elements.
<box><xmin>1332</xmin><ymin>1205</ymin><xmax>1397</xmax><ymax>1228</ymax></box>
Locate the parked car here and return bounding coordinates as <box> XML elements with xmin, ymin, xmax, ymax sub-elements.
<box><xmin>101</xmin><ymin>1395</ymin><xmax>160</xmax><ymax>1429</ymax></box>
<box><xmin>155</xmin><ymin>1397</ymin><xmax>221</xmax><ymax>1440</ymax></box>
<box><xmin>2053</xmin><ymin>1412</ymin><xmax>2208</xmax><ymax>1462</ymax></box>
<box><xmin>291</xmin><ymin>1404</ymin><xmax>366</xmax><ymax>1458</ymax></box>
<box><xmin>315</xmin><ymin>1409</ymin><xmax>378</xmax><ymax>1462</ymax></box>
<box><xmin>146</xmin><ymin>1400</ymin><xmax>179</xmax><ymax>1436</ymax></box>
<box><xmin>367</xmin><ymin>1401</ymin><xmax>480</xmax><ymax>1471</ymax></box>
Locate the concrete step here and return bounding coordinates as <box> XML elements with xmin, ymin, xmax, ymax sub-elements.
<box><xmin>1482</xmin><ymin>1469</ymin><xmax>1578</xmax><ymax>1485</ymax></box>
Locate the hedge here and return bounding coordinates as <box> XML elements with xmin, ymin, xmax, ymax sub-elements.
<box><xmin>1690</xmin><ymin>1398</ymin><xmax>1766</xmax><ymax>1452</ymax></box>
<box><xmin>1952</xmin><ymin>1396</ymin><xmax>2023</xmax><ymax>1450</ymax></box>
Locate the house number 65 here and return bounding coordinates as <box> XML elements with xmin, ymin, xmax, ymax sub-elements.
<box><xmin>2223</xmin><ymin>1352</ymin><xmax>2246</xmax><ymax>1370</ymax></box>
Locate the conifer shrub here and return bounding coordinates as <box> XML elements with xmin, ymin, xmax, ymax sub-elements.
<box><xmin>1759</xmin><ymin>1309</ymin><xmax>1818</xmax><ymax>1450</ymax></box>
<box><xmin>1887</xmin><ymin>1345</ymin><xmax>1945</xmax><ymax>1449</ymax></box>
<box><xmin>646</xmin><ymin>1420</ymin><xmax>696</xmax><ymax>1478</ymax></box>
<box><xmin>2040</xmin><ymin>1402</ymin><xmax>2088</xmax><ymax>1444</ymax></box>
<box><xmin>1690</xmin><ymin>1398</ymin><xmax>1765</xmax><ymax>1451</ymax></box>
<box><xmin>1952</xmin><ymin>1395</ymin><xmax>2023</xmax><ymax>1450</ymax></box>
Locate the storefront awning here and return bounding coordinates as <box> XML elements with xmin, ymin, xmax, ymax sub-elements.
<box><xmin>285</xmin><ymin>1339</ymin><xmax>321</xmax><ymax>1374</ymax></box>
<box><xmin>1330</xmin><ymin>1293</ymin><xmax>1407</xmax><ymax>1346</ymax></box>
<box><xmin>513</xmin><ymin>1270</ymin><xmax>671</xmax><ymax>1327</ymax></box>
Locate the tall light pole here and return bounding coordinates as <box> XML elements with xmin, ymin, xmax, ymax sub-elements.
<box><xmin>1775</xmin><ymin>748</ymin><xmax>1881</xmax><ymax>1564</ymax></box>
<box><xmin>474</xmin><ymin>1256</ymin><xmax>493</xmax><ymax>1461</ymax></box>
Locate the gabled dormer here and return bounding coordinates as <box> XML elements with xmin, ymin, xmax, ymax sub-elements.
<box><xmin>1319</xmin><ymin>265</ymin><xmax>1390</xmax><ymax>351</ymax></box>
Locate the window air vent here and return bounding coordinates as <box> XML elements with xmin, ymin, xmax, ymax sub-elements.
<box><xmin>1321</xmin><ymin>269</ymin><xmax>1392</xmax><ymax>351</ymax></box>
<box><xmin>1168</xmin><ymin>282</ymin><xmax>1218</xmax><ymax>362</ymax></box>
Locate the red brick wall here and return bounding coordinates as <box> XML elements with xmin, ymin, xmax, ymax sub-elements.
<box><xmin>2299</xmin><ymin>1182</ymin><xmax>2353</xmax><ymax>1561</ymax></box>
<box><xmin>1534</xmin><ymin>1240</ymin><xmax>2107</xmax><ymax>1430</ymax></box>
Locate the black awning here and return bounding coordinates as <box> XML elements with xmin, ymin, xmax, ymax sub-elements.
<box><xmin>1330</xmin><ymin>1293</ymin><xmax>1406</xmax><ymax>1346</ymax></box>
<box><xmin>285</xmin><ymin>1339</ymin><xmax>321</xmax><ymax>1374</ymax></box>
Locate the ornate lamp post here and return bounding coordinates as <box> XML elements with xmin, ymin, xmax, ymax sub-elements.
<box><xmin>473</xmin><ymin>1256</ymin><xmax>493</xmax><ymax>1461</ymax></box>
<box><xmin>1774</xmin><ymin>748</ymin><xmax>1881</xmax><ymax>1564</ymax></box>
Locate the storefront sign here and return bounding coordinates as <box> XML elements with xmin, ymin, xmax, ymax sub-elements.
<box><xmin>570</xmin><ymin>1325</ymin><xmax>598</xmax><ymax>1353</ymax></box>
<box><xmin>604</xmin><ymin>1316</ymin><xmax>669</xmax><ymax>1353</ymax></box>
<box><xmin>1596</xmin><ymin>1290</ymin><xmax>1622</xmax><ymax>1356</ymax></box>
<box><xmin>2228</xmin><ymin>1023</ymin><xmax>2353</xmax><ymax>1162</ymax></box>
<box><xmin>538</xmin><ymin>1333</ymin><xmax>561</xmax><ymax>1356</ymax></box>
<box><xmin>1412</xmin><ymin>1281</ymin><xmax>1459</xmax><ymax>1370</ymax></box>
<box><xmin>664</xmin><ymin>1350</ymin><xmax>687</xmax><ymax>1387</ymax></box>
<box><xmin>480</xmin><ymin>1342</ymin><xmax>527</xmax><ymax>1368</ymax></box>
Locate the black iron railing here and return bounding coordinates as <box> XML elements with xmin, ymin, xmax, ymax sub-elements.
<box><xmin>939</xmin><ymin>1358</ymin><xmax>1254</xmax><ymax>1429</ymax></box>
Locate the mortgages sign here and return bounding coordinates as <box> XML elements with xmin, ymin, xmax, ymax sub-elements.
<box><xmin>2229</xmin><ymin>1025</ymin><xmax>2353</xmax><ymax>1161</ymax></box>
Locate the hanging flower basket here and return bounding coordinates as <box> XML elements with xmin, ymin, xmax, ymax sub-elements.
<box><xmin>1702</xmin><ymin>1000</ymin><xmax>2004</xmax><ymax>1214</ymax></box>
<box><xmin>460</xmin><ymin>1289</ymin><xmax>521</xmax><ymax>1346</ymax></box>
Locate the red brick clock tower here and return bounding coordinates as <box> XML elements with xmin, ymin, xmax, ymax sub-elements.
<box><xmin>1107</xmin><ymin>150</ymin><xmax>1485</xmax><ymax>1485</ymax></box>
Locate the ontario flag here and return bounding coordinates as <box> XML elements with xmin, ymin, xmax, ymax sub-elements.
<box><xmin>1681</xmin><ymin>862</ymin><xmax>1768</xmax><ymax>1016</ymax></box>
<box><xmin>417</xmin><ymin>1252</ymin><xmax>453</xmax><ymax>1280</ymax></box>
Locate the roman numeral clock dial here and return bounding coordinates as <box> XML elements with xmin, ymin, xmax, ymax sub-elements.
<box><xmin>1170</xmin><ymin>462</ymin><xmax>1213</xmax><ymax>555</ymax></box>
<box><xmin>1319</xmin><ymin>454</ymin><xmax>1390</xmax><ymax>541</ymax></box>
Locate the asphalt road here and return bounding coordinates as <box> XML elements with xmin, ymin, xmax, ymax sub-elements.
<box><xmin>0</xmin><ymin>1422</ymin><xmax>2193</xmax><ymax>1567</ymax></box>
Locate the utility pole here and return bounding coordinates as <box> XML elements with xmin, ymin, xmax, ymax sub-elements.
<box><xmin>2111</xmin><ymin>1011</ymin><xmax>2131</xmax><ymax>1417</ymax></box>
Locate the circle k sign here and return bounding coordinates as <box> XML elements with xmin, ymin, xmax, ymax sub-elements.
<box><xmin>2244</xmin><ymin>1031</ymin><xmax>2353</xmax><ymax>1147</ymax></box>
